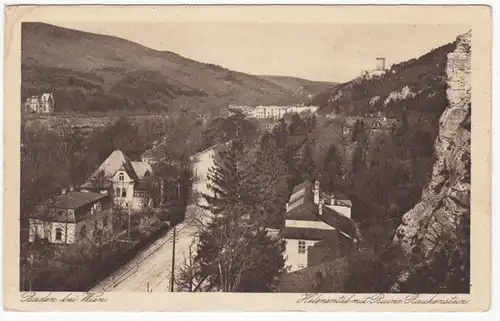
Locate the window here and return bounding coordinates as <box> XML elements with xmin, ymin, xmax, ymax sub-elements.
<box><xmin>144</xmin><ymin>170</ymin><xmax>150</xmax><ymax>177</ymax></box>
<box><xmin>122</xmin><ymin>189</ymin><xmax>127</xmax><ymax>197</ymax></box>
<box><xmin>80</xmin><ymin>225</ymin><xmax>87</xmax><ymax>239</ymax></box>
<box><xmin>103</xmin><ymin>217</ymin><xmax>108</xmax><ymax>228</ymax></box>
<box><xmin>116</xmin><ymin>188</ymin><xmax>120</xmax><ymax>197</ymax></box>
<box><xmin>55</xmin><ymin>228</ymin><xmax>62</xmax><ymax>241</ymax></box>
<box><xmin>298</xmin><ymin>240</ymin><xmax>306</xmax><ymax>254</ymax></box>
<box><xmin>119</xmin><ymin>173</ymin><xmax>124</xmax><ymax>181</ymax></box>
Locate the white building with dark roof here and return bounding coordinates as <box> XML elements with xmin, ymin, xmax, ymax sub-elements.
<box><xmin>29</xmin><ymin>190</ymin><xmax>112</xmax><ymax>244</ymax></box>
<box><xmin>281</xmin><ymin>180</ymin><xmax>357</xmax><ymax>272</ymax></box>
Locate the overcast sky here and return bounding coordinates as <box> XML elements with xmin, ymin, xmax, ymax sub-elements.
<box><xmin>54</xmin><ymin>22</ymin><xmax>468</xmax><ymax>82</ymax></box>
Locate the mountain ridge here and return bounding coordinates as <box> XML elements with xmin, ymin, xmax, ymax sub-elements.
<box><xmin>22</xmin><ymin>22</ymin><xmax>334</xmax><ymax>115</ymax></box>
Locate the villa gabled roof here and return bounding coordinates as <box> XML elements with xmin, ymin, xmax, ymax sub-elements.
<box><xmin>89</xmin><ymin>150</ymin><xmax>139</xmax><ymax>181</ymax></box>
<box><xmin>131</xmin><ymin>161</ymin><xmax>153</xmax><ymax>179</ymax></box>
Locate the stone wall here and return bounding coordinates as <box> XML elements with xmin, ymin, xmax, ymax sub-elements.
<box><xmin>391</xmin><ymin>30</ymin><xmax>471</xmax><ymax>290</ymax></box>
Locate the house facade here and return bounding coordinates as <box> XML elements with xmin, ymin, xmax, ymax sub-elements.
<box><xmin>24</xmin><ymin>93</ymin><xmax>54</xmax><ymax>113</ymax></box>
<box><xmin>29</xmin><ymin>190</ymin><xmax>112</xmax><ymax>245</ymax></box>
<box><xmin>80</xmin><ymin>150</ymin><xmax>156</xmax><ymax>211</ymax></box>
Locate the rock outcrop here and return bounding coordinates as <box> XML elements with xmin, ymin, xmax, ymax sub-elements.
<box><xmin>392</xmin><ymin>31</ymin><xmax>471</xmax><ymax>288</ymax></box>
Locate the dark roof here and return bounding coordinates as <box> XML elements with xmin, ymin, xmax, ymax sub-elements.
<box><xmin>284</xmin><ymin>205</ymin><xmax>357</xmax><ymax>240</ymax></box>
<box><xmin>322</xmin><ymin>206</ymin><xmax>358</xmax><ymax>239</ymax></box>
<box><xmin>118</xmin><ymin>160</ymin><xmax>139</xmax><ymax>181</ymax></box>
<box><xmin>292</xmin><ymin>180</ymin><xmax>313</xmax><ymax>194</ymax></box>
<box><xmin>286</xmin><ymin>201</ymin><xmax>319</xmax><ymax>221</ymax></box>
<box><xmin>286</xmin><ymin>181</ymin><xmax>317</xmax><ymax>221</ymax></box>
<box><xmin>278</xmin><ymin>257</ymin><xmax>350</xmax><ymax>293</ymax></box>
<box><xmin>80</xmin><ymin>180</ymin><xmax>113</xmax><ymax>190</ymax></box>
<box><xmin>37</xmin><ymin>191</ymin><xmax>106</xmax><ymax>209</ymax></box>
<box><xmin>280</xmin><ymin>227</ymin><xmax>337</xmax><ymax>241</ymax></box>
<box><xmin>289</xmin><ymin>187</ymin><xmax>314</xmax><ymax>205</ymax></box>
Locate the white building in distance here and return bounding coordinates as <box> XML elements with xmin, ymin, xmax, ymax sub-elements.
<box><xmin>24</xmin><ymin>93</ymin><xmax>55</xmax><ymax>114</ymax></box>
<box><xmin>250</xmin><ymin>105</ymin><xmax>319</xmax><ymax>120</ymax></box>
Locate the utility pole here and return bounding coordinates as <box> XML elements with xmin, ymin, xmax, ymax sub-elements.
<box><xmin>127</xmin><ymin>207</ymin><xmax>131</xmax><ymax>239</ymax></box>
<box><xmin>170</xmin><ymin>179</ymin><xmax>181</xmax><ymax>292</ymax></box>
<box><xmin>170</xmin><ymin>224</ymin><xmax>176</xmax><ymax>292</ymax></box>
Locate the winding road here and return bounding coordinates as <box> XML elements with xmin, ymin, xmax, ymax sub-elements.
<box><xmin>90</xmin><ymin>146</ymin><xmax>216</xmax><ymax>292</ymax></box>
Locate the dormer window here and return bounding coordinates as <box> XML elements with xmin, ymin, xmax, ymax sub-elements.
<box><xmin>119</xmin><ymin>173</ymin><xmax>124</xmax><ymax>181</ymax></box>
<box><xmin>144</xmin><ymin>170</ymin><xmax>150</xmax><ymax>177</ymax></box>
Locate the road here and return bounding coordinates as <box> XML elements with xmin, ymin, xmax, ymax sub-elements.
<box><xmin>90</xmin><ymin>146</ymin><xmax>216</xmax><ymax>292</ymax></box>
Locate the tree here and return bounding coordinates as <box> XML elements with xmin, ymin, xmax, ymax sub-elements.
<box><xmin>89</xmin><ymin>169</ymin><xmax>109</xmax><ymax>192</ymax></box>
<box><xmin>173</xmin><ymin>239</ymin><xmax>208</xmax><ymax>292</ymax></box>
<box><xmin>296</xmin><ymin>141</ymin><xmax>316</xmax><ymax>183</ymax></box>
<box><xmin>195</xmin><ymin>139</ymin><xmax>285</xmax><ymax>292</ymax></box>
<box><xmin>271</xmin><ymin>118</ymin><xmax>289</xmax><ymax>151</ymax></box>
<box><xmin>202</xmin><ymin>139</ymin><xmax>253</xmax><ymax>215</ymax></box>
<box><xmin>352</xmin><ymin>119</ymin><xmax>368</xmax><ymax>144</ymax></box>
<box><xmin>321</xmin><ymin>143</ymin><xmax>342</xmax><ymax>192</ymax></box>
<box><xmin>247</xmin><ymin>132</ymin><xmax>290</xmax><ymax>228</ymax></box>
<box><xmin>196</xmin><ymin>202</ymin><xmax>285</xmax><ymax>292</ymax></box>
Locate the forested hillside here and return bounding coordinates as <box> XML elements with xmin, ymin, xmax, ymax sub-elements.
<box><xmin>22</xmin><ymin>23</ymin><xmax>330</xmax><ymax>115</ymax></box>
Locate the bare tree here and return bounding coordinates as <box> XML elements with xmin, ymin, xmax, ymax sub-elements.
<box><xmin>173</xmin><ymin>238</ymin><xmax>208</xmax><ymax>292</ymax></box>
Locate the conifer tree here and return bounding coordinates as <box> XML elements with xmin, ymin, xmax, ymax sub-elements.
<box><xmin>195</xmin><ymin>138</ymin><xmax>285</xmax><ymax>292</ymax></box>
<box><xmin>201</xmin><ymin>139</ymin><xmax>253</xmax><ymax>215</ymax></box>
<box><xmin>248</xmin><ymin>132</ymin><xmax>290</xmax><ymax>228</ymax></box>
<box><xmin>271</xmin><ymin>118</ymin><xmax>289</xmax><ymax>152</ymax></box>
<box><xmin>322</xmin><ymin>143</ymin><xmax>342</xmax><ymax>192</ymax></box>
<box><xmin>297</xmin><ymin>141</ymin><xmax>316</xmax><ymax>183</ymax></box>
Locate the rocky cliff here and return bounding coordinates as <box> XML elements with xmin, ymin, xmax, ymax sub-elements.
<box><xmin>392</xmin><ymin>31</ymin><xmax>471</xmax><ymax>289</ymax></box>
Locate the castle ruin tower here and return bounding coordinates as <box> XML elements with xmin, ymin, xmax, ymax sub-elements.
<box><xmin>375</xmin><ymin>57</ymin><xmax>386</xmax><ymax>71</ymax></box>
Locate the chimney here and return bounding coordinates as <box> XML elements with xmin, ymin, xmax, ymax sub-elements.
<box><xmin>314</xmin><ymin>180</ymin><xmax>320</xmax><ymax>204</ymax></box>
<box><xmin>61</xmin><ymin>188</ymin><xmax>67</xmax><ymax>195</ymax></box>
<box><xmin>69</xmin><ymin>186</ymin><xmax>74</xmax><ymax>192</ymax></box>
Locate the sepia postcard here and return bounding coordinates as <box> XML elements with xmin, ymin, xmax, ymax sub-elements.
<box><xmin>3</xmin><ymin>5</ymin><xmax>492</xmax><ymax>312</ymax></box>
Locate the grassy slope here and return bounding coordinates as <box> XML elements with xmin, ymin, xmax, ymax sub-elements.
<box><xmin>22</xmin><ymin>23</ymin><xmax>314</xmax><ymax>114</ymax></box>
